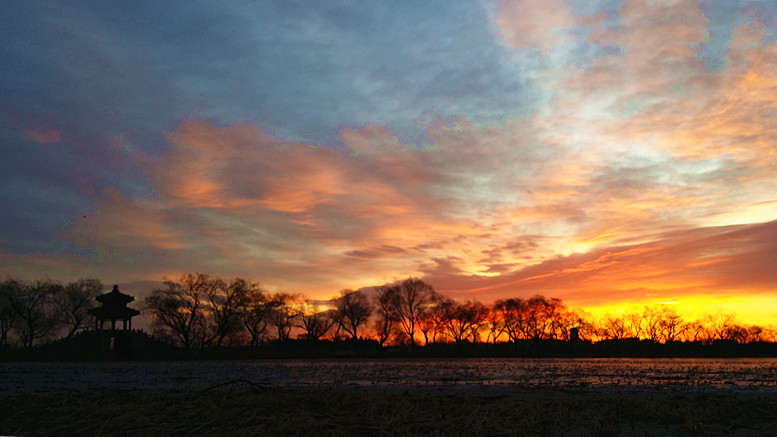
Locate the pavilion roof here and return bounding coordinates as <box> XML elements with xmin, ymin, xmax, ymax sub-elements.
<box><xmin>96</xmin><ymin>285</ymin><xmax>135</xmax><ymax>305</ymax></box>
<box><xmin>90</xmin><ymin>285</ymin><xmax>140</xmax><ymax>321</ymax></box>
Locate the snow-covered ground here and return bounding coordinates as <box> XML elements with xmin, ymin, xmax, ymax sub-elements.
<box><xmin>3</xmin><ymin>357</ymin><xmax>777</xmax><ymax>394</ymax></box>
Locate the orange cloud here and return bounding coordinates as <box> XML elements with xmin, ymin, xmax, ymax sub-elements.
<box><xmin>57</xmin><ymin>121</ymin><xmax>504</xmax><ymax>295</ymax></box>
<box><xmin>429</xmin><ymin>220</ymin><xmax>777</xmax><ymax>315</ymax></box>
<box><xmin>70</xmin><ymin>187</ymin><xmax>184</xmax><ymax>251</ymax></box>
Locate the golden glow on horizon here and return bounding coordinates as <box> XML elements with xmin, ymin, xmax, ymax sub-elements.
<box><xmin>582</xmin><ymin>294</ymin><xmax>777</xmax><ymax>328</ymax></box>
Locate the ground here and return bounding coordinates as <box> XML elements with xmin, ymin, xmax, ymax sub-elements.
<box><xmin>2</xmin><ymin>387</ymin><xmax>777</xmax><ymax>436</ymax></box>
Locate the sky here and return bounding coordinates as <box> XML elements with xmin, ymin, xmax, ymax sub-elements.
<box><xmin>1</xmin><ymin>0</ymin><xmax>776</xmax><ymax>325</ymax></box>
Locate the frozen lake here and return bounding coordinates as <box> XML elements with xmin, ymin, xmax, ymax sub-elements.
<box><xmin>3</xmin><ymin>358</ymin><xmax>777</xmax><ymax>394</ymax></box>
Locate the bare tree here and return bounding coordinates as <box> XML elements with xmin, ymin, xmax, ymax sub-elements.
<box><xmin>552</xmin><ymin>307</ymin><xmax>583</xmax><ymax>342</ymax></box>
<box><xmin>439</xmin><ymin>298</ymin><xmax>488</xmax><ymax>344</ymax></box>
<box><xmin>599</xmin><ymin>313</ymin><xmax>638</xmax><ymax>340</ymax></box>
<box><xmin>639</xmin><ymin>306</ymin><xmax>665</xmax><ymax>342</ymax></box>
<box><xmin>205</xmin><ymin>277</ymin><xmax>258</xmax><ymax>347</ymax></box>
<box><xmin>55</xmin><ymin>278</ymin><xmax>102</xmax><ymax>339</ymax></box>
<box><xmin>372</xmin><ymin>285</ymin><xmax>397</xmax><ymax>346</ymax></box>
<box><xmin>334</xmin><ymin>289</ymin><xmax>373</xmax><ymax>339</ymax></box>
<box><xmin>683</xmin><ymin>320</ymin><xmax>708</xmax><ymax>343</ymax></box>
<box><xmin>522</xmin><ymin>295</ymin><xmax>553</xmax><ymax>340</ymax></box>
<box><xmin>494</xmin><ymin>298</ymin><xmax>524</xmax><ymax>342</ymax></box>
<box><xmin>418</xmin><ymin>296</ymin><xmax>446</xmax><ymax>345</ymax></box>
<box><xmin>299</xmin><ymin>305</ymin><xmax>336</xmax><ymax>340</ymax></box>
<box><xmin>268</xmin><ymin>293</ymin><xmax>301</xmax><ymax>341</ymax></box>
<box><xmin>573</xmin><ymin>312</ymin><xmax>598</xmax><ymax>342</ymax></box>
<box><xmin>626</xmin><ymin>311</ymin><xmax>645</xmax><ymax>339</ymax></box>
<box><xmin>243</xmin><ymin>289</ymin><xmax>273</xmax><ymax>347</ymax></box>
<box><xmin>658</xmin><ymin>307</ymin><xmax>685</xmax><ymax>342</ymax></box>
<box><xmin>384</xmin><ymin>278</ymin><xmax>437</xmax><ymax>345</ymax></box>
<box><xmin>7</xmin><ymin>278</ymin><xmax>62</xmax><ymax>348</ymax></box>
<box><xmin>745</xmin><ymin>325</ymin><xmax>767</xmax><ymax>343</ymax></box>
<box><xmin>0</xmin><ymin>279</ymin><xmax>20</xmax><ymax>347</ymax></box>
<box><xmin>703</xmin><ymin>313</ymin><xmax>738</xmax><ymax>342</ymax></box>
<box><xmin>483</xmin><ymin>305</ymin><xmax>506</xmax><ymax>344</ymax></box>
<box><xmin>599</xmin><ymin>315</ymin><xmax>625</xmax><ymax>340</ymax></box>
<box><xmin>144</xmin><ymin>273</ymin><xmax>216</xmax><ymax>349</ymax></box>
<box><xmin>761</xmin><ymin>326</ymin><xmax>777</xmax><ymax>343</ymax></box>
<box><xmin>544</xmin><ymin>297</ymin><xmax>571</xmax><ymax>340</ymax></box>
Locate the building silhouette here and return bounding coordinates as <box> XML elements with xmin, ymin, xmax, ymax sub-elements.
<box><xmin>88</xmin><ymin>285</ymin><xmax>140</xmax><ymax>331</ymax></box>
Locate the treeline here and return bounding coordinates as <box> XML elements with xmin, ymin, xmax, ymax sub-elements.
<box><xmin>0</xmin><ymin>277</ymin><xmax>103</xmax><ymax>348</ymax></box>
<box><xmin>142</xmin><ymin>273</ymin><xmax>777</xmax><ymax>349</ymax></box>
<box><xmin>1</xmin><ymin>273</ymin><xmax>775</xmax><ymax>350</ymax></box>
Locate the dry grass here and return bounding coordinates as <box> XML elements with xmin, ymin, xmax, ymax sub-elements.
<box><xmin>1</xmin><ymin>387</ymin><xmax>777</xmax><ymax>436</ymax></box>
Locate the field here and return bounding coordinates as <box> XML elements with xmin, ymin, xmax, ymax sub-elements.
<box><xmin>2</xmin><ymin>358</ymin><xmax>777</xmax><ymax>436</ymax></box>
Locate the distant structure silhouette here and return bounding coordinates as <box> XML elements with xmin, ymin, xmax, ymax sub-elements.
<box><xmin>88</xmin><ymin>285</ymin><xmax>140</xmax><ymax>331</ymax></box>
<box><xmin>569</xmin><ymin>327</ymin><xmax>580</xmax><ymax>342</ymax></box>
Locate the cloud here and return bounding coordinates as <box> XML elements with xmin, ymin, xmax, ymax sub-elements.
<box><xmin>56</xmin><ymin>114</ymin><xmax>632</xmax><ymax>294</ymax></box>
<box><xmin>23</xmin><ymin>127</ymin><xmax>62</xmax><ymax>144</ymax></box>
<box><xmin>3</xmin><ymin>0</ymin><xmax>777</xmax><ymax>328</ymax></box>
<box><xmin>72</xmin><ymin>42</ymin><xmax>776</xmax><ymax>297</ymax></box>
<box><xmin>345</xmin><ymin>245</ymin><xmax>408</xmax><ymax>259</ymax></box>
<box><xmin>424</xmin><ymin>220</ymin><xmax>777</xmax><ymax>315</ymax></box>
<box><xmin>494</xmin><ymin>0</ymin><xmax>579</xmax><ymax>53</ymax></box>
<box><xmin>61</xmin><ymin>120</ymin><xmax>496</xmax><ymax>293</ymax></box>
<box><xmin>491</xmin><ymin>0</ymin><xmax>777</xmax><ymax>236</ymax></box>
<box><xmin>71</xmin><ymin>187</ymin><xmax>184</xmax><ymax>252</ymax></box>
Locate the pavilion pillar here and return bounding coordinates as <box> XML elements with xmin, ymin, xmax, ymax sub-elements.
<box><xmin>111</xmin><ymin>319</ymin><xmax>116</xmax><ymax>331</ymax></box>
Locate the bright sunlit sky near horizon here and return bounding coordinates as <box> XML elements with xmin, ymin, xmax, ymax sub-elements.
<box><xmin>1</xmin><ymin>0</ymin><xmax>776</xmax><ymax>324</ymax></box>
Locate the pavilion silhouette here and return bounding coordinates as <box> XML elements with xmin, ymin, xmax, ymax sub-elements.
<box><xmin>88</xmin><ymin>285</ymin><xmax>140</xmax><ymax>331</ymax></box>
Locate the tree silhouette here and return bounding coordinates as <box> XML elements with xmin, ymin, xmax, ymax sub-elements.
<box><xmin>494</xmin><ymin>298</ymin><xmax>524</xmax><ymax>343</ymax></box>
<box><xmin>242</xmin><ymin>288</ymin><xmax>273</xmax><ymax>347</ymax></box>
<box><xmin>334</xmin><ymin>289</ymin><xmax>373</xmax><ymax>339</ymax></box>
<box><xmin>483</xmin><ymin>305</ymin><xmax>506</xmax><ymax>343</ymax></box>
<box><xmin>0</xmin><ymin>279</ymin><xmax>20</xmax><ymax>347</ymax></box>
<box><xmin>704</xmin><ymin>313</ymin><xmax>738</xmax><ymax>342</ymax></box>
<box><xmin>384</xmin><ymin>278</ymin><xmax>437</xmax><ymax>346</ymax></box>
<box><xmin>6</xmin><ymin>278</ymin><xmax>61</xmax><ymax>348</ymax></box>
<box><xmin>372</xmin><ymin>285</ymin><xmax>397</xmax><ymax>346</ymax></box>
<box><xmin>4</xmin><ymin>271</ymin><xmax>777</xmax><ymax>352</ymax></box>
<box><xmin>417</xmin><ymin>295</ymin><xmax>446</xmax><ymax>345</ymax></box>
<box><xmin>439</xmin><ymin>298</ymin><xmax>488</xmax><ymax>344</ymax></box>
<box><xmin>55</xmin><ymin>278</ymin><xmax>102</xmax><ymax>339</ymax></box>
<box><xmin>599</xmin><ymin>314</ymin><xmax>632</xmax><ymax>340</ymax></box>
<box><xmin>267</xmin><ymin>293</ymin><xmax>301</xmax><ymax>341</ymax></box>
<box><xmin>145</xmin><ymin>273</ymin><xmax>216</xmax><ymax>349</ymax></box>
<box><xmin>299</xmin><ymin>306</ymin><xmax>336</xmax><ymax>341</ymax></box>
<box><xmin>205</xmin><ymin>277</ymin><xmax>259</xmax><ymax>347</ymax></box>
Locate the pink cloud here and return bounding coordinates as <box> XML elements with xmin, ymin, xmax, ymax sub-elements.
<box><xmin>23</xmin><ymin>126</ymin><xmax>62</xmax><ymax>143</ymax></box>
<box><xmin>493</xmin><ymin>0</ymin><xmax>578</xmax><ymax>53</ymax></box>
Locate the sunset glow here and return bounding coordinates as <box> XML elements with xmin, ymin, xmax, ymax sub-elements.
<box><xmin>1</xmin><ymin>1</ymin><xmax>775</xmax><ymax>326</ymax></box>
